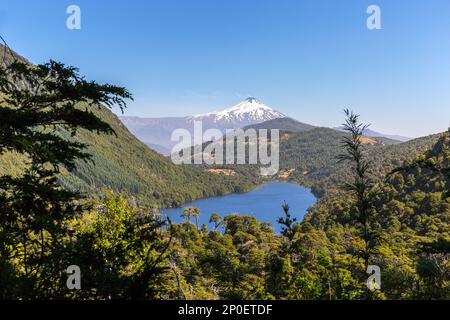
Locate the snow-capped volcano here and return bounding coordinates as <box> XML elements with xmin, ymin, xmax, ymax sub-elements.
<box><xmin>120</xmin><ymin>97</ymin><xmax>286</xmax><ymax>154</ymax></box>
<box><xmin>193</xmin><ymin>97</ymin><xmax>285</xmax><ymax>124</ymax></box>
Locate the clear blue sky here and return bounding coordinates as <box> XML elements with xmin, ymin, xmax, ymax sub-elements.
<box><xmin>1</xmin><ymin>0</ymin><xmax>449</xmax><ymax>137</ymax></box>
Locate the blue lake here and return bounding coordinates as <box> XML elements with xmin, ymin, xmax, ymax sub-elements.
<box><xmin>162</xmin><ymin>182</ymin><xmax>316</xmax><ymax>232</ymax></box>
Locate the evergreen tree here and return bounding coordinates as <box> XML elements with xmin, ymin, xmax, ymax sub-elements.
<box><xmin>277</xmin><ymin>201</ymin><xmax>297</xmax><ymax>241</ymax></box>
<box><xmin>0</xmin><ymin>55</ymin><xmax>132</xmax><ymax>298</ymax></box>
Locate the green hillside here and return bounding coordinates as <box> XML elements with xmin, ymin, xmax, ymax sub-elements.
<box><xmin>64</xmin><ymin>105</ymin><xmax>258</xmax><ymax>207</ymax></box>
<box><xmin>0</xmin><ymin>103</ymin><xmax>255</xmax><ymax>208</ymax></box>
<box><xmin>302</xmin><ymin>131</ymin><xmax>449</xmax><ymax>299</ymax></box>
<box><xmin>195</xmin><ymin>125</ymin><xmax>440</xmax><ymax>198</ymax></box>
<box><xmin>243</xmin><ymin>117</ymin><xmax>316</xmax><ymax>133</ymax></box>
<box><xmin>0</xmin><ymin>45</ymin><xmax>255</xmax><ymax>208</ymax></box>
<box><xmin>279</xmin><ymin>129</ymin><xmax>439</xmax><ymax>197</ymax></box>
<box><xmin>312</xmin><ymin>132</ymin><xmax>441</xmax><ymax>196</ymax></box>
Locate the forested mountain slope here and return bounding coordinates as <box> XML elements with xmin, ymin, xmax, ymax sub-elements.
<box><xmin>302</xmin><ymin>130</ymin><xmax>449</xmax><ymax>299</ymax></box>
<box><xmin>311</xmin><ymin>133</ymin><xmax>442</xmax><ymax>196</ymax></box>
<box><xmin>243</xmin><ymin>117</ymin><xmax>315</xmax><ymax>133</ymax></box>
<box><xmin>306</xmin><ymin>130</ymin><xmax>449</xmax><ymax>227</ymax></box>
<box><xmin>0</xmin><ymin>102</ymin><xmax>255</xmax><ymax>208</ymax></box>
<box><xmin>197</xmin><ymin>125</ymin><xmax>440</xmax><ymax>198</ymax></box>
<box><xmin>0</xmin><ymin>45</ymin><xmax>254</xmax><ymax>208</ymax></box>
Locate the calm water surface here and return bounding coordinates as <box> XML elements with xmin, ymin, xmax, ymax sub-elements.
<box><xmin>162</xmin><ymin>182</ymin><xmax>316</xmax><ymax>232</ymax></box>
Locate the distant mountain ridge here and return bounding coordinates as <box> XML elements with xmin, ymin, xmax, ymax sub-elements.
<box><xmin>335</xmin><ymin>126</ymin><xmax>411</xmax><ymax>142</ymax></box>
<box><xmin>122</xmin><ymin>99</ymin><xmax>414</xmax><ymax>156</ymax></box>
<box><xmin>120</xmin><ymin>97</ymin><xmax>287</xmax><ymax>154</ymax></box>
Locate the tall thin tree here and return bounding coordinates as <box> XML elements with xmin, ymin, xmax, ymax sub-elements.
<box><xmin>338</xmin><ymin>109</ymin><xmax>382</xmax><ymax>298</ymax></box>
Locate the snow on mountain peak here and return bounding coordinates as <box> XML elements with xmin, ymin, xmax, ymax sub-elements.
<box><xmin>194</xmin><ymin>98</ymin><xmax>285</xmax><ymax>123</ymax></box>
